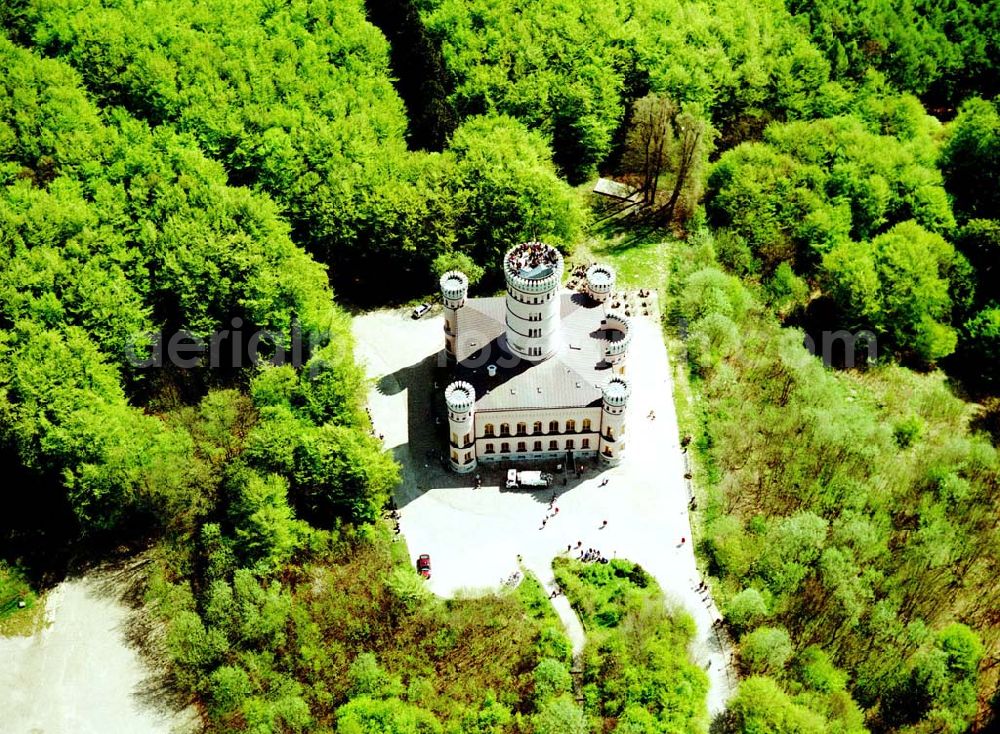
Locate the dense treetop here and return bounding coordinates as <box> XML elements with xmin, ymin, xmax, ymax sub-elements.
<box><xmin>1</xmin><ymin>0</ymin><xmax>999</xmax><ymax>730</ymax></box>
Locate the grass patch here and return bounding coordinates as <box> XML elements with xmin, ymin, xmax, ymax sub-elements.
<box><xmin>517</xmin><ymin>569</ymin><xmax>574</xmax><ymax>664</ymax></box>
<box><xmin>0</xmin><ymin>562</ymin><xmax>44</xmax><ymax>637</ymax></box>
<box><xmin>553</xmin><ymin>557</ymin><xmax>709</xmax><ymax>732</ymax></box>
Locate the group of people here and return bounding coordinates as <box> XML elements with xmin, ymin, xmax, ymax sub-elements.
<box><xmin>578</xmin><ymin>547</ymin><xmax>609</xmax><ymax>564</ymax></box>
<box><xmin>502</xmin><ymin>571</ymin><xmax>522</xmax><ymax>587</ymax></box>
<box><xmin>539</xmin><ymin>505</ymin><xmax>560</xmax><ymax>529</ymax></box>
<box><xmin>566</xmin><ymin>541</ymin><xmax>609</xmax><ymax>563</ymax></box>
<box><xmin>510</xmin><ymin>242</ymin><xmax>559</xmax><ymax>272</ymax></box>
<box><xmin>540</xmin><ymin>494</ymin><xmax>561</xmax><ymax>528</ymax></box>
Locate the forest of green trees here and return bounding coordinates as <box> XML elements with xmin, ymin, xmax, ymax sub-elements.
<box><xmin>1</xmin><ymin>0</ymin><xmax>998</xmax><ymax>731</ymax></box>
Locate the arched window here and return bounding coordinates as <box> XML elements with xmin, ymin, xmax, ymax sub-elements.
<box><xmin>566</xmin><ymin>419</ymin><xmax>576</xmax><ymax>433</ymax></box>
<box><xmin>517</xmin><ymin>441</ymin><xmax>527</xmax><ymax>452</ymax></box>
<box><xmin>501</xmin><ymin>442</ymin><xmax>510</xmax><ymax>453</ymax></box>
<box><xmin>533</xmin><ymin>440</ymin><xmax>542</xmax><ymax>451</ymax></box>
<box><xmin>484</xmin><ymin>423</ymin><xmax>495</xmax><ymax>437</ymax></box>
<box><xmin>500</xmin><ymin>423</ymin><xmax>511</xmax><ymax>437</ymax></box>
<box><xmin>533</xmin><ymin>421</ymin><xmax>543</xmax><ymax>434</ymax></box>
<box><xmin>566</xmin><ymin>439</ymin><xmax>575</xmax><ymax>450</ymax></box>
<box><xmin>582</xmin><ymin>418</ymin><xmax>591</xmax><ymax>432</ymax></box>
<box><xmin>549</xmin><ymin>420</ymin><xmax>559</xmax><ymax>433</ymax></box>
<box><xmin>516</xmin><ymin>422</ymin><xmax>527</xmax><ymax>436</ymax></box>
<box><xmin>549</xmin><ymin>440</ymin><xmax>558</xmax><ymax>451</ymax></box>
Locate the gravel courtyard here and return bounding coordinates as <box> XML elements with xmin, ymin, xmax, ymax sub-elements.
<box><xmin>354</xmin><ymin>300</ymin><xmax>736</xmax><ymax>715</ymax></box>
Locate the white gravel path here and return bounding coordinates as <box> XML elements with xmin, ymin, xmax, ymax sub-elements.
<box><xmin>354</xmin><ymin>301</ymin><xmax>737</xmax><ymax>716</ymax></box>
<box><xmin>0</xmin><ymin>570</ymin><xmax>198</xmax><ymax>734</ymax></box>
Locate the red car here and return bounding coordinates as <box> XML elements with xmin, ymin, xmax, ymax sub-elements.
<box><xmin>416</xmin><ymin>554</ymin><xmax>431</xmax><ymax>579</ymax></box>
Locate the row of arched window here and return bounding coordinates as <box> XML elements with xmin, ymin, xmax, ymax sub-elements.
<box><xmin>483</xmin><ymin>419</ymin><xmax>592</xmax><ymax>437</ymax></box>
<box><xmin>484</xmin><ymin>438</ymin><xmax>592</xmax><ymax>454</ymax></box>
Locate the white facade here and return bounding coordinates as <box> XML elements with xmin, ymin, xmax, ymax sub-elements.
<box><xmin>473</xmin><ymin>406</ymin><xmax>603</xmax><ymax>464</ymax></box>
<box><xmin>440</xmin><ymin>243</ymin><xmax>631</xmax><ymax>474</ymax></box>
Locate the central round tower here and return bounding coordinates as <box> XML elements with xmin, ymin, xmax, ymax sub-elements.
<box><xmin>503</xmin><ymin>242</ymin><xmax>564</xmax><ymax>362</ymax></box>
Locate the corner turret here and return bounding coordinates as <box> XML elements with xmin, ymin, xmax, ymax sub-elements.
<box><xmin>445</xmin><ymin>381</ymin><xmax>476</xmax><ymax>473</ymax></box>
<box><xmin>440</xmin><ymin>270</ymin><xmax>469</xmax><ymax>361</ymax></box>
<box><xmin>586</xmin><ymin>263</ymin><xmax>616</xmax><ymax>303</ymax></box>
<box><xmin>599</xmin><ymin>377</ymin><xmax>629</xmax><ymax>465</ymax></box>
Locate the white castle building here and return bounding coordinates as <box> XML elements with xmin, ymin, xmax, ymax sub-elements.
<box><xmin>441</xmin><ymin>242</ymin><xmax>631</xmax><ymax>474</ymax></box>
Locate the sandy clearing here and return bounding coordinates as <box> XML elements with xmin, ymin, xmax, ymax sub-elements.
<box><xmin>0</xmin><ymin>568</ymin><xmax>198</xmax><ymax>734</ymax></box>
<box><xmin>354</xmin><ymin>300</ymin><xmax>737</xmax><ymax>716</ymax></box>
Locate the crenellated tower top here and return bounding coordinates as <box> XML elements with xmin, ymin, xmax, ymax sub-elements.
<box><xmin>444</xmin><ymin>380</ymin><xmax>476</xmax><ymax>414</ymax></box>
<box><xmin>503</xmin><ymin>242</ymin><xmax>564</xmax><ymax>294</ymax></box>
<box><xmin>440</xmin><ymin>270</ymin><xmax>469</xmax><ymax>307</ymax></box>
<box><xmin>602</xmin><ymin>376</ymin><xmax>631</xmax><ymax>407</ymax></box>
<box><xmin>585</xmin><ymin>263</ymin><xmax>616</xmax><ymax>303</ymax></box>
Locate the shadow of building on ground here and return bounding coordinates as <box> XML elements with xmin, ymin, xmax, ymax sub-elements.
<box><xmin>376</xmin><ymin>351</ymin><xmax>465</xmax><ymax>509</ymax></box>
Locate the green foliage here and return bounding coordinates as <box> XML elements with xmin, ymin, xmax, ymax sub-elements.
<box><xmin>720</xmin><ymin>676</ymin><xmax>831</xmax><ymax>734</ymax></box>
<box><xmin>337</xmin><ymin>696</ymin><xmax>443</xmax><ymax>734</ymax></box>
<box><xmin>822</xmin><ymin>221</ymin><xmax>961</xmax><ymax>360</ymax></box>
<box><xmin>208</xmin><ymin>665</ymin><xmax>253</xmax><ymax>716</ymax></box>
<box><xmin>16</xmin><ymin>0</ymin><xmax>584</xmax><ymax>300</ymax></box>
<box><xmin>893</xmin><ymin>415</ymin><xmax>924</xmax><ymax>448</ymax></box>
<box><xmin>554</xmin><ymin>557</ymin><xmax>708</xmax><ymax>732</ymax></box>
<box><xmin>725</xmin><ymin>588</ymin><xmax>769</xmax><ymax>635</ymax></box>
<box><xmin>444</xmin><ymin>115</ymin><xmax>585</xmax><ymax>274</ymax></box>
<box><xmin>793</xmin><ymin>646</ymin><xmax>849</xmax><ymax>694</ymax></box>
<box><xmin>532</xmin><ymin>658</ymin><xmax>573</xmax><ymax>702</ymax></box>
<box><xmin>226</xmin><ymin>469</ymin><xmax>307</xmax><ymax>572</ymax></box>
<box><xmin>0</xmin><ymin>37</ymin><xmax>386</xmax><ymax>541</ymax></box>
<box><xmin>708</xmin><ymin>115</ymin><xmax>954</xmax><ymax>272</ymax></box>
<box><xmin>960</xmin><ymin>305</ymin><xmax>1000</xmax><ymax>390</ymax></box>
<box><xmin>675</xmin><ymin>240</ymin><xmax>998</xmax><ymax>733</ymax></box>
<box><xmin>740</xmin><ymin>626</ymin><xmax>794</xmax><ymax>675</ymax></box>
<box><xmin>154</xmin><ymin>529</ymin><xmax>548</xmax><ymax>731</ymax></box>
<box><xmin>292</xmin><ymin>423</ymin><xmax>400</xmax><ymax>524</ymax></box>
<box><xmin>941</xmin><ymin>98</ymin><xmax>1000</xmax><ymax>223</ymax></box>
<box><xmin>882</xmin><ymin>623</ymin><xmax>984</xmax><ymax>733</ymax></box>
<box><xmin>431</xmin><ymin>250</ymin><xmax>484</xmax><ymax>287</ymax></box>
<box><xmin>0</xmin><ymin>561</ymin><xmax>35</xmax><ymax>619</ymax></box>
<box><xmin>348</xmin><ymin>653</ymin><xmax>406</xmax><ymax>700</ymax></box>
<box><xmin>788</xmin><ymin>0</ymin><xmax>999</xmax><ymax>104</ymax></box>
<box><xmin>766</xmin><ymin>262</ymin><xmax>810</xmax><ymax>319</ymax></box>
<box><xmin>420</xmin><ymin>0</ymin><xmax>624</xmax><ymax>181</ymax></box>
<box><xmin>530</xmin><ymin>695</ymin><xmax>589</xmax><ymax>734</ymax></box>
